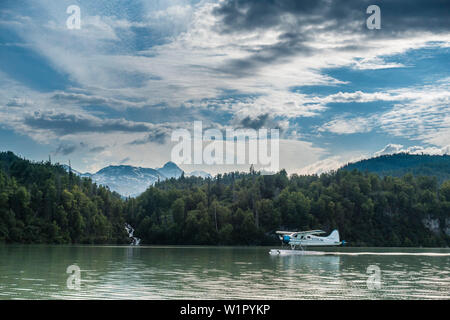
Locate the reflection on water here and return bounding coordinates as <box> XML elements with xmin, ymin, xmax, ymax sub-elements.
<box><xmin>273</xmin><ymin>254</ymin><xmax>341</xmax><ymax>273</ymax></box>
<box><xmin>0</xmin><ymin>245</ymin><xmax>448</xmax><ymax>299</ymax></box>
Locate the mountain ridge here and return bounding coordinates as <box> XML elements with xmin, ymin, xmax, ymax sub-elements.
<box><xmin>65</xmin><ymin>153</ymin><xmax>450</xmax><ymax>196</ymax></box>
<box><xmin>64</xmin><ymin>162</ymin><xmax>210</xmax><ymax>197</ymax></box>
<box><xmin>1</xmin><ymin>150</ymin><xmax>449</xmax><ymax>246</ymax></box>
<box><xmin>340</xmin><ymin>153</ymin><xmax>450</xmax><ymax>183</ymax></box>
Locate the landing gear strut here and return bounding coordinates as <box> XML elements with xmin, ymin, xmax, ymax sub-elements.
<box><xmin>290</xmin><ymin>244</ymin><xmax>305</xmax><ymax>251</ymax></box>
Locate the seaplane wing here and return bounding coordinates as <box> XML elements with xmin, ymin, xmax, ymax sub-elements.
<box><xmin>275</xmin><ymin>231</ymin><xmax>295</xmax><ymax>235</ymax></box>
<box><xmin>276</xmin><ymin>230</ymin><xmax>326</xmax><ymax>236</ymax></box>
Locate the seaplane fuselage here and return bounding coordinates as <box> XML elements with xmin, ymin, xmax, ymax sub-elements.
<box><xmin>276</xmin><ymin>229</ymin><xmax>344</xmax><ymax>248</ymax></box>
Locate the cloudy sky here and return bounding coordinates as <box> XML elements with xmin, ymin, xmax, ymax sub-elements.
<box><xmin>0</xmin><ymin>0</ymin><xmax>449</xmax><ymax>175</ymax></box>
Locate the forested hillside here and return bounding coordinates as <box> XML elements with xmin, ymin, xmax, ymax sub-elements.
<box><xmin>341</xmin><ymin>153</ymin><xmax>450</xmax><ymax>183</ymax></box>
<box><xmin>128</xmin><ymin>167</ymin><xmax>450</xmax><ymax>247</ymax></box>
<box><xmin>0</xmin><ymin>152</ymin><xmax>129</xmax><ymax>244</ymax></box>
<box><xmin>1</xmin><ymin>151</ymin><xmax>449</xmax><ymax>246</ymax></box>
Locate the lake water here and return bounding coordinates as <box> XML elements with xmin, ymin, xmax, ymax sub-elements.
<box><xmin>0</xmin><ymin>245</ymin><xmax>449</xmax><ymax>299</ymax></box>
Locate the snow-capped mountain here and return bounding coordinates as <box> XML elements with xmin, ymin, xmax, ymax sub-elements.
<box><xmin>92</xmin><ymin>165</ymin><xmax>164</xmax><ymax>197</ymax></box>
<box><xmin>156</xmin><ymin>161</ymin><xmax>184</xmax><ymax>179</ymax></box>
<box><xmin>63</xmin><ymin>162</ymin><xmax>210</xmax><ymax>197</ymax></box>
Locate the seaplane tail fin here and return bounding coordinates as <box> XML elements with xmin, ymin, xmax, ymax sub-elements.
<box><xmin>327</xmin><ymin>230</ymin><xmax>340</xmax><ymax>242</ymax></box>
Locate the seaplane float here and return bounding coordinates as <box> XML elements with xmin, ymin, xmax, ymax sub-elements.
<box><xmin>269</xmin><ymin>229</ymin><xmax>346</xmax><ymax>255</ymax></box>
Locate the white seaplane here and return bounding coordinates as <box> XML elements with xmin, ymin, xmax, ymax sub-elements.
<box><xmin>269</xmin><ymin>229</ymin><xmax>346</xmax><ymax>255</ymax></box>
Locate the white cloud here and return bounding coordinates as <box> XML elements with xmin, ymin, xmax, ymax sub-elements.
<box><xmin>374</xmin><ymin>144</ymin><xmax>405</xmax><ymax>156</ymax></box>
<box><xmin>296</xmin><ymin>156</ymin><xmax>345</xmax><ymax>175</ymax></box>
<box><xmin>317</xmin><ymin>81</ymin><xmax>450</xmax><ymax>142</ymax></box>
<box><xmin>179</xmin><ymin>138</ymin><xmax>328</xmax><ymax>176</ymax></box>
<box><xmin>0</xmin><ymin>1</ymin><xmax>449</xmax><ymax>175</ymax></box>
<box><xmin>352</xmin><ymin>57</ymin><xmax>405</xmax><ymax>70</ymax></box>
<box><xmin>375</xmin><ymin>143</ymin><xmax>450</xmax><ymax>157</ymax></box>
<box><xmin>295</xmin><ymin>152</ymin><xmax>372</xmax><ymax>175</ymax></box>
<box><xmin>2</xmin><ymin>0</ymin><xmax>448</xmax><ymax>119</ymax></box>
<box><xmin>319</xmin><ymin>116</ymin><xmax>373</xmax><ymax>135</ymax></box>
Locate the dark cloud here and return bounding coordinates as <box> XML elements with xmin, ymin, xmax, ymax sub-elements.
<box><xmin>89</xmin><ymin>146</ymin><xmax>107</xmax><ymax>153</ymax></box>
<box><xmin>119</xmin><ymin>157</ymin><xmax>130</xmax><ymax>164</ymax></box>
<box><xmin>128</xmin><ymin>122</ymin><xmax>230</xmax><ymax>145</ymax></box>
<box><xmin>52</xmin><ymin>92</ymin><xmax>113</xmax><ymax>105</ymax></box>
<box><xmin>129</xmin><ymin>126</ymin><xmax>171</xmax><ymax>145</ymax></box>
<box><xmin>233</xmin><ymin>113</ymin><xmax>288</xmax><ymax>134</ymax></box>
<box><xmin>214</xmin><ymin>0</ymin><xmax>450</xmax><ymax>34</ymax></box>
<box><xmin>6</xmin><ymin>98</ymin><xmax>31</xmax><ymax>108</ymax></box>
<box><xmin>213</xmin><ymin>0</ymin><xmax>450</xmax><ymax>75</ymax></box>
<box><xmin>214</xmin><ymin>0</ymin><xmax>332</xmax><ymax>32</ymax></box>
<box><xmin>54</xmin><ymin>144</ymin><xmax>77</xmax><ymax>156</ymax></box>
<box><xmin>239</xmin><ymin>113</ymin><xmax>270</xmax><ymax>129</ymax></box>
<box><xmin>218</xmin><ymin>32</ymin><xmax>312</xmax><ymax>77</ymax></box>
<box><xmin>51</xmin><ymin>92</ymin><xmax>148</xmax><ymax>109</ymax></box>
<box><xmin>24</xmin><ymin>112</ymin><xmax>151</xmax><ymax>135</ymax></box>
<box><xmin>125</xmin><ymin>104</ymin><xmax>208</xmax><ymax>124</ymax></box>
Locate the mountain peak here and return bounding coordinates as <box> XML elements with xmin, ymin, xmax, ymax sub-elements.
<box><xmin>157</xmin><ymin>161</ymin><xmax>183</xmax><ymax>180</ymax></box>
<box><xmin>161</xmin><ymin>161</ymin><xmax>179</xmax><ymax>169</ymax></box>
<box><xmin>64</xmin><ymin>162</ymin><xmax>185</xmax><ymax>197</ymax></box>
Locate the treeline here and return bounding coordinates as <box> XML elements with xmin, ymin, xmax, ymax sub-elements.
<box><xmin>128</xmin><ymin>166</ymin><xmax>450</xmax><ymax>247</ymax></box>
<box><xmin>0</xmin><ymin>152</ymin><xmax>129</xmax><ymax>244</ymax></box>
<box><xmin>1</xmin><ymin>151</ymin><xmax>449</xmax><ymax>246</ymax></box>
<box><xmin>342</xmin><ymin>153</ymin><xmax>450</xmax><ymax>183</ymax></box>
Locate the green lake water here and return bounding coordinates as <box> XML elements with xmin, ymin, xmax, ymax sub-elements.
<box><xmin>0</xmin><ymin>245</ymin><xmax>449</xmax><ymax>299</ymax></box>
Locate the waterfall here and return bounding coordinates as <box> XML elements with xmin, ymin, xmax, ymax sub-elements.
<box><xmin>124</xmin><ymin>223</ymin><xmax>141</xmax><ymax>246</ymax></box>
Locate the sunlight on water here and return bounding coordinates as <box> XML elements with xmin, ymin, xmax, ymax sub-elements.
<box><xmin>0</xmin><ymin>245</ymin><xmax>448</xmax><ymax>299</ymax></box>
